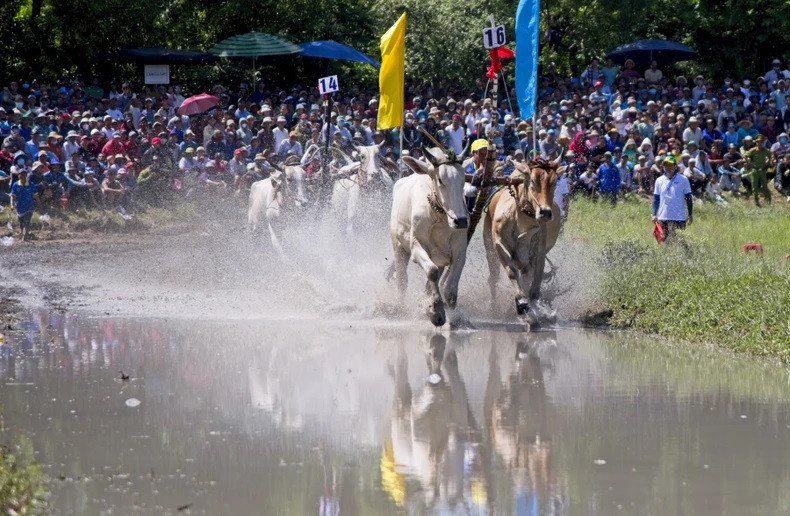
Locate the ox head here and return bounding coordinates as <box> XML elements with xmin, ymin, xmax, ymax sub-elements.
<box><xmin>513</xmin><ymin>155</ymin><xmax>564</xmax><ymax>220</ymax></box>
<box><xmin>277</xmin><ymin>164</ymin><xmax>309</xmax><ymax>208</ymax></box>
<box><xmin>353</xmin><ymin>143</ymin><xmax>394</xmax><ymax>189</ymax></box>
<box><xmin>403</xmin><ymin>147</ymin><xmax>468</xmax><ymax>229</ymax></box>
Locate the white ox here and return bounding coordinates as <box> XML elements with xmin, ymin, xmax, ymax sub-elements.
<box><xmin>483</xmin><ymin>158</ymin><xmax>562</xmax><ymax>325</ymax></box>
<box><xmin>390</xmin><ymin>148</ymin><xmax>469</xmax><ymax>327</ymax></box>
<box><xmin>332</xmin><ymin>144</ymin><xmax>394</xmax><ymax>235</ymax></box>
<box><xmin>247</xmin><ymin>164</ymin><xmax>308</xmax><ymax>254</ymax></box>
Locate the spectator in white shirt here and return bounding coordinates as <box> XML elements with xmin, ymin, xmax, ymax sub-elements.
<box><xmin>277</xmin><ymin>131</ymin><xmax>303</xmax><ymax>160</ymax></box>
<box><xmin>63</xmin><ymin>131</ymin><xmax>80</xmax><ymax>160</ymax></box>
<box><xmin>272</xmin><ymin>116</ymin><xmax>289</xmax><ymax>151</ymax></box>
<box><xmin>446</xmin><ymin>114</ymin><xmax>465</xmax><ymax>155</ymax></box>
<box><xmin>682</xmin><ymin>117</ymin><xmax>703</xmax><ymax>145</ymax></box>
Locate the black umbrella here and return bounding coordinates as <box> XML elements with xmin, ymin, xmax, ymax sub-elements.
<box><xmin>606</xmin><ymin>39</ymin><xmax>697</xmax><ymax>67</ymax></box>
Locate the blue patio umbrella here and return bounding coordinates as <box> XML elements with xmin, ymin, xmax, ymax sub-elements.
<box><xmin>299</xmin><ymin>40</ymin><xmax>380</xmax><ymax>69</ymax></box>
<box><xmin>606</xmin><ymin>39</ymin><xmax>697</xmax><ymax>66</ymax></box>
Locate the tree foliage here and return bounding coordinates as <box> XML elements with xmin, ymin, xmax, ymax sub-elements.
<box><xmin>0</xmin><ymin>0</ymin><xmax>785</xmax><ymax>87</ymax></box>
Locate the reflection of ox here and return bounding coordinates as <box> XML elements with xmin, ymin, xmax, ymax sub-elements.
<box><xmin>390</xmin><ymin>148</ymin><xmax>469</xmax><ymax>327</ymax></box>
<box><xmin>485</xmin><ymin>336</ymin><xmax>563</xmax><ymax>513</ymax></box>
<box><xmin>483</xmin><ymin>158</ymin><xmax>562</xmax><ymax>324</ymax></box>
<box><xmin>247</xmin><ymin>164</ymin><xmax>308</xmax><ymax>254</ymax></box>
<box><xmin>387</xmin><ymin>335</ymin><xmax>492</xmax><ymax>511</ymax></box>
<box><xmin>331</xmin><ymin>144</ymin><xmax>394</xmax><ymax>235</ymax></box>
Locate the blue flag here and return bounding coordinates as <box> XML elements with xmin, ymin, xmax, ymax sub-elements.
<box><xmin>515</xmin><ymin>0</ymin><xmax>540</xmax><ymax>120</ymax></box>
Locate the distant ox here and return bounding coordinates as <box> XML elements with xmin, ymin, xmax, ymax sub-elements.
<box><xmin>247</xmin><ymin>162</ymin><xmax>308</xmax><ymax>254</ymax></box>
<box><xmin>332</xmin><ymin>144</ymin><xmax>394</xmax><ymax>235</ymax></box>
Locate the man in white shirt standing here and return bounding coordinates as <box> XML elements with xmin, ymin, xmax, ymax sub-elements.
<box><xmin>446</xmin><ymin>114</ymin><xmax>465</xmax><ymax>155</ymax></box>
<box><xmin>652</xmin><ymin>155</ymin><xmax>693</xmax><ymax>242</ymax></box>
<box><xmin>273</xmin><ymin>116</ymin><xmax>290</xmax><ymax>152</ymax></box>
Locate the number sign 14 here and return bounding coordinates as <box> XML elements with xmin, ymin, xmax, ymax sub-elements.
<box><xmin>483</xmin><ymin>25</ymin><xmax>506</xmax><ymax>49</ymax></box>
<box><xmin>318</xmin><ymin>75</ymin><xmax>339</xmax><ymax>95</ymax></box>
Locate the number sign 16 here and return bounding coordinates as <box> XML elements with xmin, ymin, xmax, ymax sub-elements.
<box><xmin>318</xmin><ymin>75</ymin><xmax>339</xmax><ymax>95</ymax></box>
<box><xmin>483</xmin><ymin>25</ymin><xmax>506</xmax><ymax>49</ymax></box>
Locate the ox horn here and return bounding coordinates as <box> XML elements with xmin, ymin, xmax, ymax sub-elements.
<box><xmin>551</xmin><ymin>149</ymin><xmax>564</xmax><ymax>167</ymax></box>
<box><xmin>416</xmin><ymin>125</ymin><xmax>449</xmax><ymax>154</ymax></box>
<box><xmin>331</xmin><ymin>146</ymin><xmax>356</xmax><ymax>165</ymax></box>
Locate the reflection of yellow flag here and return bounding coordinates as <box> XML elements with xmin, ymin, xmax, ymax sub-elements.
<box><xmin>377</xmin><ymin>13</ymin><xmax>406</xmax><ymax>131</ymax></box>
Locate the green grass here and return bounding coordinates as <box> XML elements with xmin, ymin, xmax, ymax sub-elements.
<box><xmin>565</xmin><ymin>194</ymin><xmax>790</xmax><ymax>361</ymax></box>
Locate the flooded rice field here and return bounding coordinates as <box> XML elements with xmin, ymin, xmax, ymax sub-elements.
<box><xmin>2</xmin><ymin>311</ymin><xmax>790</xmax><ymax>515</ymax></box>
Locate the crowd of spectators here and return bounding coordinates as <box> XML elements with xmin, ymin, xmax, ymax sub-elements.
<box><xmin>1</xmin><ymin>56</ymin><xmax>789</xmax><ymax>240</ymax></box>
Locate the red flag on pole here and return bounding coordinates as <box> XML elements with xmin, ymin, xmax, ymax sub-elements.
<box><xmin>486</xmin><ymin>47</ymin><xmax>515</xmax><ymax>80</ymax></box>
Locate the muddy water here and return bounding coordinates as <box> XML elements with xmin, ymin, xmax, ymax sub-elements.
<box><xmin>2</xmin><ymin>312</ymin><xmax>790</xmax><ymax>515</ymax></box>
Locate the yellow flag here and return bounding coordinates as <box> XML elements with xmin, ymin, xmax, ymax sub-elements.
<box><xmin>377</xmin><ymin>13</ymin><xmax>406</xmax><ymax>131</ymax></box>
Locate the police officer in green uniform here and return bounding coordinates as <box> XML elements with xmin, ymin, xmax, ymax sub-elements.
<box><xmin>743</xmin><ymin>134</ymin><xmax>772</xmax><ymax>206</ymax></box>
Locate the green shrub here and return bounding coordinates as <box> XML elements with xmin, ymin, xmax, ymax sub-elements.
<box><xmin>0</xmin><ymin>437</ymin><xmax>47</xmax><ymax>514</ymax></box>
<box><xmin>565</xmin><ymin>195</ymin><xmax>790</xmax><ymax>360</ymax></box>
<box><xmin>599</xmin><ymin>239</ymin><xmax>790</xmax><ymax>361</ymax></box>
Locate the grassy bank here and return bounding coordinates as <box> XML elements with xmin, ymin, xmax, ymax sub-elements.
<box><xmin>564</xmin><ymin>194</ymin><xmax>790</xmax><ymax>361</ymax></box>
<box><xmin>1</xmin><ymin>202</ymin><xmax>204</xmax><ymax>240</ymax></box>
<box><xmin>0</xmin><ymin>436</ymin><xmax>47</xmax><ymax>513</ymax></box>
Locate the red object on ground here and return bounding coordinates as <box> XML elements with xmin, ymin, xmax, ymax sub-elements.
<box><xmin>653</xmin><ymin>222</ymin><xmax>664</xmax><ymax>244</ymax></box>
<box><xmin>741</xmin><ymin>244</ymin><xmax>763</xmax><ymax>256</ymax></box>
<box><xmin>177</xmin><ymin>93</ymin><xmax>219</xmax><ymax>116</ymax></box>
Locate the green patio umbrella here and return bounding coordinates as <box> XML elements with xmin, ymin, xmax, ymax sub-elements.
<box><xmin>209</xmin><ymin>32</ymin><xmax>303</xmax><ymax>88</ymax></box>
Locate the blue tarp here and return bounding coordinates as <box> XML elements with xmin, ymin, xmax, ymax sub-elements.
<box><xmin>299</xmin><ymin>40</ymin><xmax>380</xmax><ymax>69</ymax></box>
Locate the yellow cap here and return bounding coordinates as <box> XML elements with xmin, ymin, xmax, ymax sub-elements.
<box><xmin>471</xmin><ymin>138</ymin><xmax>489</xmax><ymax>152</ymax></box>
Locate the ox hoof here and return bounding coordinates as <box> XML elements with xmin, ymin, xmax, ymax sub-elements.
<box><xmin>515</xmin><ymin>297</ymin><xmax>530</xmax><ymax>316</ymax></box>
<box><xmin>428</xmin><ymin>299</ymin><xmax>446</xmax><ymax>327</ymax></box>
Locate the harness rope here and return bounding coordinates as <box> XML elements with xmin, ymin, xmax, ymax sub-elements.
<box><xmin>426</xmin><ymin>190</ymin><xmax>446</xmax><ymax>215</ymax></box>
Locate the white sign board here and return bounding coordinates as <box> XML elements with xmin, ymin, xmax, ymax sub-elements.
<box><xmin>144</xmin><ymin>65</ymin><xmax>170</xmax><ymax>85</ymax></box>
<box><xmin>483</xmin><ymin>25</ymin><xmax>506</xmax><ymax>49</ymax></box>
<box><xmin>318</xmin><ymin>75</ymin><xmax>339</xmax><ymax>95</ymax></box>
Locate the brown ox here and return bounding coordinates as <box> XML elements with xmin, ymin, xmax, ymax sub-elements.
<box><xmin>483</xmin><ymin>157</ymin><xmax>563</xmax><ymax>324</ymax></box>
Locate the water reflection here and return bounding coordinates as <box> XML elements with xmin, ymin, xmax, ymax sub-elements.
<box><xmin>386</xmin><ymin>334</ymin><xmax>493</xmax><ymax>513</ymax></box>
<box><xmin>1</xmin><ymin>310</ymin><xmax>790</xmax><ymax>515</ymax></box>
<box><xmin>487</xmin><ymin>335</ymin><xmax>565</xmax><ymax>515</ymax></box>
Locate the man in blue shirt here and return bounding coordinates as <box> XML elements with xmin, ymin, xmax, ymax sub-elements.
<box><xmin>596</xmin><ymin>151</ymin><xmax>620</xmax><ymax>205</ymax></box>
<box><xmin>10</xmin><ymin>168</ymin><xmax>36</xmax><ymax>240</ymax></box>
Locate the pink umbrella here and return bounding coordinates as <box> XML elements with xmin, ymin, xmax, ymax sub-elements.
<box><xmin>177</xmin><ymin>93</ymin><xmax>219</xmax><ymax>116</ymax></box>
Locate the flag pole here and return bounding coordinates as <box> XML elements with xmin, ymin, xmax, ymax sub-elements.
<box><xmin>399</xmin><ymin>51</ymin><xmax>404</xmax><ymax>166</ymax></box>
<box><xmin>399</xmin><ymin>125</ymin><xmax>403</xmax><ymax>163</ymax></box>
<box><xmin>321</xmin><ymin>93</ymin><xmax>331</xmax><ymax>207</ymax></box>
